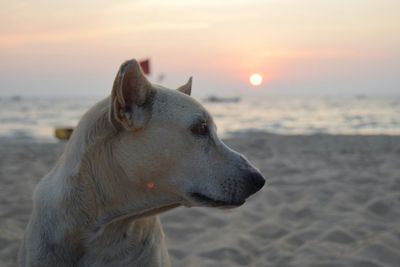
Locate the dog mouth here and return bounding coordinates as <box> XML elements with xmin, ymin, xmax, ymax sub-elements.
<box><xmin>189</xmin><ymin>192</ymin><xmax>245</xmax><ymax>208</ymax></box>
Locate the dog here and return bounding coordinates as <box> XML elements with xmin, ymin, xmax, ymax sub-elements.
<box><xmin>19</xmin><ymin>59</ymin><xmax>266</xmax><ymax>267</ymax></box>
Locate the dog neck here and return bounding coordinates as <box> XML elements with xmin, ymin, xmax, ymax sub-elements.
<box><xmin>56</xmin><ymin>97</ymin><xmax>114</xmax><ymax>177</ymax></box>
<box><xmin>80</xmin><ymin>141</ymin><xmax>180</xmax><ymax>238</ymax></box>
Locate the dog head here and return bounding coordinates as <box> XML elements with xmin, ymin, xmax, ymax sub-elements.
<box><xmin>109</xmin><ymin>59</ymin><xmax>265</xmax><ymax>209</ymax></box>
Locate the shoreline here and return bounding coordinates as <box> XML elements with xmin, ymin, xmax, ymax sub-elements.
<box><xmin>2</xmin><ymin>130</ymin><xmax>400</xmax><ymax>143</ymax></box>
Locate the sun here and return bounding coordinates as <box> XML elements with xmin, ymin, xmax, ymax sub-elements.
<box><xmin>249</xmin><ymin>73</ymin><xmax>263</xmax><ymax>86</ymax></box>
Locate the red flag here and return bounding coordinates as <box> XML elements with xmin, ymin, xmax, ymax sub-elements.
<box><xmin>139</xmin><ymin>59</ymin><xmax>150</xmax><ymax>75</ymax></box>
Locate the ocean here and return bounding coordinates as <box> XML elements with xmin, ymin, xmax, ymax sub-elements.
<box><xmin>1</xmin><ymin>95</ymin><xmax>399</xmax><ymax>141</ymax></box>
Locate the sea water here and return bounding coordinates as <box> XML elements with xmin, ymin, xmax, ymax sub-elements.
<box><xmin>0</xmin><ymin>95</ymin><xmax>399</xmax><ymax>141</ymax></box>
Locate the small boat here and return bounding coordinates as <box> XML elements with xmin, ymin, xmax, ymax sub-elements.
<box><xmin>203</xmin><ymin>96</ymin><xmax>241</xmax><ymax>103</ymax></box>
<box><xmin>10</xmin><ymin>95</ymin><xmax>22</xmax><ymax>102</ymax></box>
<box><xmin>54</xmin><ymin>127</ymin><xmax>74</xmax><ymax>140</ymax></box>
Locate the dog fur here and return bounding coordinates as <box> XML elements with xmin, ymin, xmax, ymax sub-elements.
<box><xmin>19</xmin><ymin>59</ymin><xmax>265</xmax><ymax>267</ymax></box>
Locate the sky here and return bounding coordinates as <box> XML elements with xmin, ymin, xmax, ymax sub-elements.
<box><xmin>0</xmin><ymin>0</ymin><xmax>399</xmax><ymax>97</ymax></box>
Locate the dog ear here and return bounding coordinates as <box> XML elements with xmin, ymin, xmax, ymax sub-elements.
<box><xmin>110</xmin><ymin>59</ymin><xmax>153</xmax><ymax>130</ymax></box>
<box><xmin>177</xmin><ymin>77</ymin><xmax>192</xmax><ymax>96</ymax></box>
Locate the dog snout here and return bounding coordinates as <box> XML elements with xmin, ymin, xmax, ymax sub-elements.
<box><xmin>247</xmin><ymin>171</ymin><xmax>266</xmax><ymax>194</ymax></box>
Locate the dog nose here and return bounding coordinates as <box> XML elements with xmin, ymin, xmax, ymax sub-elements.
<box><xmin>248</xmin><ymin>171</ymin><xmax>266</xmax><ymax>193</ymax></box>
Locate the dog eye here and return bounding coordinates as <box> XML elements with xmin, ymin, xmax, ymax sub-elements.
<box><xmin>191</xmin><ymin>122</ymin><xmax>209</xmax><ymax>136</ymax></box>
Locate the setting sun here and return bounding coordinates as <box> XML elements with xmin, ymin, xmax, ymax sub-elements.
<box><xmin>249</xmin><ymin>73</ymin><xmax>263</xmax><ymax>87</ymax></box>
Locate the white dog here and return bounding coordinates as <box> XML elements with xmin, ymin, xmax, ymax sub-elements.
<box><xmin>19</xmin><ymin>59</ymin><xmax>265</xmax><ymax>266</ymax></box>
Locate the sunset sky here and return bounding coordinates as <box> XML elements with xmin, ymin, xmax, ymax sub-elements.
<box><xmin>0</xmin><ymin>0</ymin><xmax>399</xmax><ymax>96</ymax></box>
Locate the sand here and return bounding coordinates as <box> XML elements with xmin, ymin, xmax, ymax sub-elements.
<box><xmin>1</xmin><ymin>133</ymin><xmax>400</xmax><ymax>267</ymax></box>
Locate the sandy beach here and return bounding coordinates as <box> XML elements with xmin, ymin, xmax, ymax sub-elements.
<box><xmin>1</xmin><ymin>133</ymin><xmax>400</xmax><ymax>267</ymax></box>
